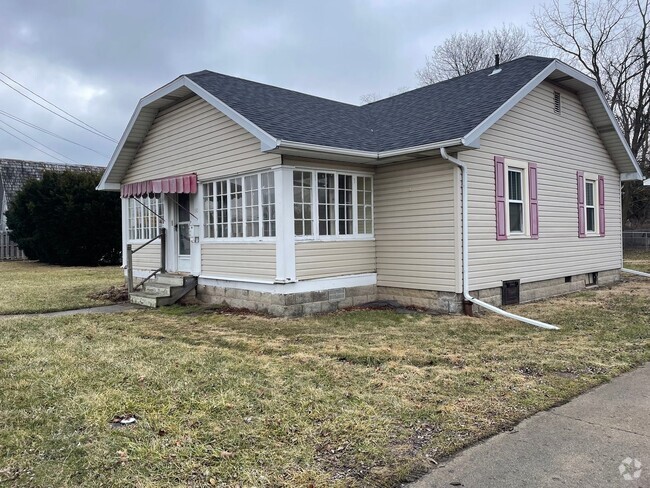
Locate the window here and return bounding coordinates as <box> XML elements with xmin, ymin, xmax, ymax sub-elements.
<box><xmin>585</xmin><ymin>180</ymin><xmax>596</xmax><ymax>233</ymax></box>
<box><xmin>507</xmin><ymin>169</ymin><xmax>524</xmax><ymax>233</ymax></box>
<box><xmin>127</xmin><ymin>196</ymin><xmax>164</xmax><ymax>241</ymax></box>
<box><xmin>293</xmin><ymin>170</ymin><xmax>373</xmax><ymax>238</ymax></box>
<box><xmin>293</xmin><ymin>171</ymin><xmax>312</xmax><ymax>236</ymax></box>
<box><xmin>203</xmin><ymin>171</ymin><xmax>275</xmax><ymax>239</ymax></box>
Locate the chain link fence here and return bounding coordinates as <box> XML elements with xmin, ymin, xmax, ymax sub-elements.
<box><xmin>623</xmin><ymin>231</ymin><xmax>650</xmax><ymax>251</ymax></box>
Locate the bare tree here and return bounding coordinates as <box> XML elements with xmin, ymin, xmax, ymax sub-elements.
<box><xmin>359</xmin><ymin>86</ymin><xmax>410</xmax><ymax>105</ymax></box>
<box><xmin>533</xmin><ymin>0</ymin><xmax>650</xmax><ymax>227</ymax></box>
<box><xmin>416</xmin><ymin>24</ymin><xmax>531</xmax><ymax>85</ymax></box>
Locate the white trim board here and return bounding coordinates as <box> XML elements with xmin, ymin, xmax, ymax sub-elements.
<box><xmin>198</xmin><ymin>273</ymin><xmax>377</xmax><ymax>294</ymax></box>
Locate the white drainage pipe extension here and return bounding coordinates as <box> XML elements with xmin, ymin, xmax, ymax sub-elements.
<box><xmin>622</xmin><ymin>268</ymin><xmax>650</xmax><ymax>278</ymax></box>
<box><xmin>439</xmin><ymin>147</ymin><xmax>559</xmax><ymax>330</ymax></box>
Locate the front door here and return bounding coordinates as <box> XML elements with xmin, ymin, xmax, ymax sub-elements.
<box><xmin>175</xmin><ymin>193</ymin><xmax>192</xmax><ymax>273</ymax></box>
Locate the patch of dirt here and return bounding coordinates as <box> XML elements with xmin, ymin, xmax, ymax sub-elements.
<box><xmin>87</xmin><ymin>285</ymin><xmax>128</xmax><ymax>303</ymax></box>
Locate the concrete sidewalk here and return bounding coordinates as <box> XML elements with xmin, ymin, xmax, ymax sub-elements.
<box><xmin>408</xmin><ymin>364</ymin><xmax>650</xmax><ymax>488</ymax></box>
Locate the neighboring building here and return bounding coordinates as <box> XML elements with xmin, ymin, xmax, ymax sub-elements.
<box><xmin>98</xmin><ymin>56</ymin><xmax>643</xmax><ymax>315</ymax></box>
<box><xmin>0</xmin><ymin>160</ymin><xmax>103</xmax><ymax>258</ymax></box>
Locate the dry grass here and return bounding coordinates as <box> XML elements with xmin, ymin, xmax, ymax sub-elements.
<box><xmin>624</xmin><ymin>248</ymin><xmax>650</xmax><ymax>273</ymax></box>
<box><xmin>0</xmin><ymin>261</ymin><xmax>124</xmax><ymax>314</ymax></box>
<box><xmin>1</xmin><ymin>274</ymin><xmax>649</xmax><ymax>487</ymax></box>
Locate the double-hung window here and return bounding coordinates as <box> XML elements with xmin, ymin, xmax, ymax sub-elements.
<box><xmin>293</xmin><ymin>169</ymin><xmax>373</xmax><ymax>239</ymax></box>
<box><xmin>507</xmin><ymin>168</ymin><xmax>524</xmax><ymax>234</ymax></box>
<box><xmin>584</xmin><ymin>179</ymin><xmax>596</xmax><ymax>233</ymax></box>
<box><xmin>127</xmin><ymin>196</ymin><xmax>164</xmax><ymax>241</ymax></box>
<box><xmin>203</xmin><ymin>171</ymin><xmax>275</xmax><ymax>240</ymax></box>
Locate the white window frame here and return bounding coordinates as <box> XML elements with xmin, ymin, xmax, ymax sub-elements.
<box><xmin>504</xmin><ymin>159</ymin><xmax>530</xmax><ymax>238</ymax></box>
<box><xmin>126</xmin><ymin>196</ymin><xmax>164</xmax><ymax>243</ymax></box>
<box><xmin>202</xmin><ymin>170</ymin><xmax>276</xmax><ymax>243</ymax></box>
<box><xmin>583</xmin><ymin>173</ymin><xmax>599</xmax><ymax>236</ymax></box>
<box><xmin>293</xmin><ymin>167</ymin><xmax>374</xmax><ymax>242</ymax></box>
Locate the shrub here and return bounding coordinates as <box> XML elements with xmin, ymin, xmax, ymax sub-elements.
<box><xmin>5</xmin><ymin>170</ymin><xmax>121</xmax><ymax>265</ymax></box>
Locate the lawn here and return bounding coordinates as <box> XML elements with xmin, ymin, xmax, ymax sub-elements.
<box><xmin>1</xmin><ymin>273</ymin><xmax>649</xmax><ymax>486</ymax></box>
<box><xmin>0</xmin><ymin>261</ymin><xmax>124</xmax><ymax>314</ymax></box>
<box><xmin>624</xmin><ymin>248</ymin><xmax>650</xmax><ymax>273</ymax></box>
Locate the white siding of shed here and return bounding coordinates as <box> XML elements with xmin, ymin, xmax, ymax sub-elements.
<box><xmin>464</xmin><ymin>81</ymin><xmax>622</xmax><ymax>290</ymax></box>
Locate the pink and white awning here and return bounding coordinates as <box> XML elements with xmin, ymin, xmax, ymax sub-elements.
<box><xmin>120</xmin><ymin>174</ymin><xmax>198</xmax><ymax>198</ymax></box>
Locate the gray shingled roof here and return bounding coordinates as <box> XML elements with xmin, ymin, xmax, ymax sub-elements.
<box><xmin>0</xmin><ymin>159</ymin><xmax>103</xmax><ymax>230</ymax></box>
<box><xmin>186</xmin><ymin>56</ymin><xmax>555</xmax><ymax>152</ymax></box>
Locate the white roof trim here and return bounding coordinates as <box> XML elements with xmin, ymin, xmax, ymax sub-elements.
<box><xmin>463</xmin><ymin>59</ymin><xmax>642</xmax><ymax>179</ymax></box>
<box><xmin>644</xmin><ymin>178</ymin><xmax>650</xmax><ymax>186</ymax></box>
<box><xmin>98</xmin><ymin>76</ymin><xmax>279</xmax><ymax>191</ymax></box>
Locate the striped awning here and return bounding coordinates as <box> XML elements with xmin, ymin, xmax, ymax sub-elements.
<box><xmin>120</xmin><ymin>174</ymin><xmax>198</xmax><ymax>198</ymax></box>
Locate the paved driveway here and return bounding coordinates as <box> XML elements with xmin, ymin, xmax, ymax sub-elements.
<box><xmin>408</xmin><ymin>364</ymin><xmax>650</xmax><ymax>488</ymax></box>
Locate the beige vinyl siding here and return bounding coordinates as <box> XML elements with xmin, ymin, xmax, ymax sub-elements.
<box><xmin>374</xmin><ymin>159</ymin><xmax>461</xmax><ymax>293</ymax></box>
<box><xmin>295</xmin><ymin>240</ymin><xmax>376</xmax><ymax>280</ymax></box>
<box><xmin>283</xmin><ymin>157</ymin><xmax>377</xmax><ymax>174</ymax></box>
<box><xmin>131</xmin><ymin>242</ymin><xmax>161</xmax><ymax>271</ymax></box>
<box><xmin>123</xmin><ymin>96</ymin><xmax>280</xmax><ymax>184</ymax></box>
<box><xmin>465</xmin><ymin>81</ymin><xmax>622</xmax><ymax>290</ymax></box>
<box><xmin>201</xmin><ymin>243</ymin><xmax>276</xmax><ymax>282</ymax></box>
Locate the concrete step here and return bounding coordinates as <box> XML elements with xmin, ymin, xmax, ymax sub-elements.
<box><xmin>154</xmin><ymin>273</ymin><xmax>194</xmax><ymax>287</ymax></box>
<box><xmin>143</xmin><ymin>282</ymin><xmax>172</xmax><ymax>296</ymax></box>
<box><xmin>130</xmin><ymin>274</ymin><xmax>198</xmax><ymax>308</ymax></box>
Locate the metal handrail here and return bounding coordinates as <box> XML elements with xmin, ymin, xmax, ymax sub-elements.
<box><xmin>126</xmin><ymin>228</ymin><xmax>166</xmax><ymax>293</ymax></box>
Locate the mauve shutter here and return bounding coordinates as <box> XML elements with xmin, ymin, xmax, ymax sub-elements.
<box><xmin>529</xmin><ymin>162</ymin><xmax>539</xmax><ymax>239</ymax></box>
<box><xmin>577</xmin><ymin>171</ymin><xmax>586</xmax><ymax>238</ymax></box>
<box><xmin>598</xmin><ymin>175</ymin><xmax>605</xmax><ymax>236</ymax></box>
<box><xmin>495</xmin><ymin>156</ymin><xmax>507</xmax><ymax>241</ymax></box>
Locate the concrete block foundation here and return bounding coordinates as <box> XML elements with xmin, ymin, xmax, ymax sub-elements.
<box><xmin>188</xmin><ymin>269</ymin><xmax>621</xmax><ymax>317</ymax></box>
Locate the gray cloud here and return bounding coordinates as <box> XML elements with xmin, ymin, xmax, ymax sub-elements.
<box><xmin>0</xmin><ymin>0</ymin><xmax>542</xmax><ymax>166</ymax></box>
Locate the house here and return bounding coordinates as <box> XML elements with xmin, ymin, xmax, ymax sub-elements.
<box><xmin>0</xmin><ymin>159</ymin><xmax>102</xmax><ymax>259</ymax></box>
<box><xmin>98</xmin><ymin>56</ymin><xmax>643</xmax><ymax>316</ymax></box>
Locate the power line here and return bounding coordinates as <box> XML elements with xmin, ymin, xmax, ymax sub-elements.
<box><xmin>0</xmin><ymin>71</ymin><xmax>117</xmax><ymax>142</ymax></box>
<box><xmin>0</xmin><ymin>125</ymin><xmax>69</xmax><ymax>164</ymax></box>
<box><xmin>0</xmin><ymin>109</ymin><xmax>110</xmax><ymax>158</ymax></box>
<box><xmin>0</xmin><ymin>74</ymin><xmax>117</xmax><ymax>143</ymax></box>
<box><xmin>0</xmin><ymin>118</ymin><xmax>79</xmax><ymax>164</ymax></box>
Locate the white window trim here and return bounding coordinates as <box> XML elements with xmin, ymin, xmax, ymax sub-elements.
<box><xmin>293</xmin><ymin>167</ymin><xmax>375</xmax><ymax>242</ymax></box>
<box><xmin>202</xmin><ymin>170</ymin><xmax>277</xmax><ymax>243</ymax></box>
<box><xmin>583</xmin><ymin>172</ymin><xmax>600</xmax><ymax>236</ymax></box>
<box><xmin>504</xmin><ymin>159</ymin><xmax>530</xmax><ymax>239</ymax></box>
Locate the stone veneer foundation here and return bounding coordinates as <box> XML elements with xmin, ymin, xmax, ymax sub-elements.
<box><xmin>186</xmin><ymin>269</ymin><xmax>621</xmax><ymax>316</ymax></box>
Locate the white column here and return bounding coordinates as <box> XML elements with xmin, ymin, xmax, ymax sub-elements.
<box><xmin>274</xmin><ymin>165</ymin><xmax>296</xmax><ymax>283</ymax></box>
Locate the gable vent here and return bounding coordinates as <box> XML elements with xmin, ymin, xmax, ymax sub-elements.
<box><xmin>553</xmin><ymin>91</ymin><xmax>562</xmax><ymax>114</ymax></box>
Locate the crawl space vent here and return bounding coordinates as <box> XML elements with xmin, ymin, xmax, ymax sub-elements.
<box><xmin>502</xmin><ymin>280</ymin><xmax>520</xmax><ymax>305</ymax></box>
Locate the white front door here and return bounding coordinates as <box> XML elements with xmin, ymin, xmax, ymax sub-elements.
<box><xmin>175</xmin><ymin>193</ymin><xmax>192</xmax><ymax>273</ymax></box>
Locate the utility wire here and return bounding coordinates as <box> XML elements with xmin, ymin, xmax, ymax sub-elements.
<box><xmin>0</xmin><ymin>118</ymin><xmax>79</xmax><ymax>164</ymax></box>
<box><xmin>0</xmin><ymin>74</ymin><xmax>117</xmax><ymax>143</ymax></box>
<box><xmin>0</xmin><ymin>125</ymin><xmax>69</xmax><ymax>164</ymax></box>
<box><xmin>0</xmin><ymin>109</ymin><xmax>110</xmax><ymax>158</ymax></box>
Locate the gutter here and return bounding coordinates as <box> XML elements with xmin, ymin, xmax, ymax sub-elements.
<box><xmin>439</xmin><ymin>147</ymin><xmax>559</xmax><ymax>330</ymax></box>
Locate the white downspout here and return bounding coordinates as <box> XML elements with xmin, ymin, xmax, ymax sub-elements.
<box><xmin>622</xmin><ymin>268</ymin><xmax>650</xmax><ymax>278</ymax></box>
<box><xmin>440</xmin><ymin>147</ymin><xmax>559</xmax><ymax>330</ymax></box>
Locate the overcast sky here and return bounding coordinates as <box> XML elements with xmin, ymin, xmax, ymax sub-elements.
<box><xmin>0</xmin><ymin>0</ymin><xmax>544</xmax><ymax>166</ymax></box>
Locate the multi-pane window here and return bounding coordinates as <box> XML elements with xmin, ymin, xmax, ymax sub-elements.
<box><xmin>585</xmin><ymin>180</ymin><xmax>596</xmax><ymax>232</ymax></box>
<box><xmin>261</xmin><ymin>172</ymin><xmax>275</xmax><ymax>237</ymax></box>
<box><xmin>338</xmin><ymin>174</ymin><xmax>353</xmax><ymax>235</ymax></box>
<box><xmin>127</xmin><ymin>196</ymin><xmax>164</xmax><ymax>241</ymax></box>
<box><xmin>293</xmin><ymin>171</ymin><xmax>312</xmax><ymax>236</ymax></box>
<box><xmin>203</xmin><ymin>172</ymin><xmax>275</xmax><ymax>239</ymax></box>
<box><xmin>357</xmin><ymin>176</ymin><xmax>373</xmax><ymax>234</ymax></box>
<box><xmin>507</xmin><ymin>169</ymin><xmax>524</xmax><ymax>233</ymax></box>
<box><xmin>318</xmin><ymin>172</ymin><xmax>336</xmax><ymax>235</ymax></box>
<box><xmin>293</xmin><ymin>170</ymin><xmax>373</xmax><ymax>238</ymax></box>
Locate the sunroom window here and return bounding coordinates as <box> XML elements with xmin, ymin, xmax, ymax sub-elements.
<box><xmin>203</xmin><ymin>171</ymin><xmax>275</xmax><ymax>239</ymax></box>
<box><xmin>293</xmin><ymin>170</ymin><xmax>373</xmax><ymax>238</ymax></box>
<box><xmin>127</xmin><ymin>196</ymin><xmax>164</xmax><ymax>241</ymax></box>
